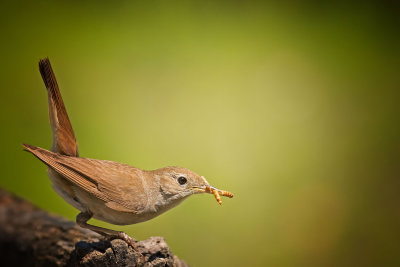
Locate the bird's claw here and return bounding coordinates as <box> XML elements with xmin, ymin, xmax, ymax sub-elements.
<box><xmin>117</xmin><ymin>231</ymin><xmax>137</xmax><ymax>249</ymax></box>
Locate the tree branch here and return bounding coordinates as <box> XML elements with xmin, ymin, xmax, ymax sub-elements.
<box><xmin>0</xmin><ymin>188</ymin><xmax>188</xmax><ymax>267</ymax></box>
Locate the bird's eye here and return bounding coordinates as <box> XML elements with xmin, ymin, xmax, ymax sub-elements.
<box><xmin>178</xmin><ymin>176</ymin><xmax>187</xmax><ymax>185</ymax></box>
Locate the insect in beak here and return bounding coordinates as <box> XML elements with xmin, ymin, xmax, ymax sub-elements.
<box><xmin>191</xmin><ymin>185</ymin><xmax>234</xmax><ymax>205</ymax></box>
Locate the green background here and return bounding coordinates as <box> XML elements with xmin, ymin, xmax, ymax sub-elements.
<box><xmin>1</xmin><ymin>1</ymin><xmax>399</xmax><ymax>266</ymax></box>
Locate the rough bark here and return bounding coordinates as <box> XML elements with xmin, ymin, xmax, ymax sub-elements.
<box><xmin>0</xmin><ymin>188</ymin><xmax>188</xmax><ymax>267</ymax></box>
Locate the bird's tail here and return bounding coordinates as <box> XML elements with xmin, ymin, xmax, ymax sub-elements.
<box><xmin>38</xmin><ymin>58</ymin><xmax>79</xmax><ymax>156</ymax></box>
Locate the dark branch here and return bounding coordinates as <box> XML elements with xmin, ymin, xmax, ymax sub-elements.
<box><xmin>0</xmin><ymin>188</ymin><xmax>189</xmax><ymax>267</ymax></box>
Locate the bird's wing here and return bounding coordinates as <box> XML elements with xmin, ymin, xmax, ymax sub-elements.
<box><xmin>23</xmin><ymin>144</ymin><xmax>147</xmax><ymax>212</ymax></box>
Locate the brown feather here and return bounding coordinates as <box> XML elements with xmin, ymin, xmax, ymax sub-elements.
<box><xmin>22</xmin><ymin>144</ymin><xmax>145</xmax><ymax>212</ymax></box>
<box><xmin>39</xmin><ymin>58</ymin><xmax>78</xmax><ymax>157</ymax></box>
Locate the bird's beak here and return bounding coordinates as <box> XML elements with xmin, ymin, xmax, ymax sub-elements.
<box><xmin>191</xmin><ymin>185</ymin><xmax>208</xmax><ymax>193</ymax></box>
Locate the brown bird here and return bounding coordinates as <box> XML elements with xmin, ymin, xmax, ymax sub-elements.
<box><xmin>23</xmin><ymin>58</ymin><xmax>233</xmax><ymax>246</ymax></box>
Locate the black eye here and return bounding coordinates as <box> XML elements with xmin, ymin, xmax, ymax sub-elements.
<box><xmin>178</xmin><ymin>176</ymin><xmax>187</xmax><ymax>185</ymax></box>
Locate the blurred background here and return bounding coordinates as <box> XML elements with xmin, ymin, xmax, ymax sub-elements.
<box><xmin>1</xmin><ymin>1</ymin><xmax>399</xmax><ymax>266</ymax></box>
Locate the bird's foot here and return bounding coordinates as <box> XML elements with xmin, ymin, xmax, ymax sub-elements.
<box><xmin>104</xmin><ymin>232</ymin><xmax>145</xmax><ymax>264</ymax></box>
<box><xmin>117</xmin><ymin>231</ymin><xmax>137</xmax><ymax>249</ymax></box>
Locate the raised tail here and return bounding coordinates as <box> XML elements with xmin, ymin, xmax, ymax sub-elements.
<box><xmin>39</xmin><ymin>58</ymin><xmax>79</xmax><ymax>156</ymax></box>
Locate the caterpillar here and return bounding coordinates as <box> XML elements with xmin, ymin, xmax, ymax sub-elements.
<box><xmin>205</xmin><ymin>185</ymin><xmax>234</xmax><ymax>205</ymax></box>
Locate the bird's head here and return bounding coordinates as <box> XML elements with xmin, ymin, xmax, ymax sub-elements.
<box><xmin>151</xmin><ymin>166</ymin><xmax>233</xmax><ymax>205</ymax></box>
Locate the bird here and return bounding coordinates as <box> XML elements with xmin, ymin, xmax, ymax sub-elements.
<box><xmin>23</xmin><ymin>58</ymin><xmax>233</xmax><ymax>246</ymax></box>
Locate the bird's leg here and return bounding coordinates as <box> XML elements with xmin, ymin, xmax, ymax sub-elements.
<box><xmin>76</xmin><ymin>211</ymin><xmax>136</xmax><ymax>248</ymax></box>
